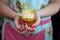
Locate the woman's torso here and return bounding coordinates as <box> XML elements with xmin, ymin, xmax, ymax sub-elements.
<box><xmin>1</xmin><ymin>0</ymin><xmax>53</xmax><ymax>40</ymax></box>
<box><xmin>5</xmin><ymin>0</ymin><xmax>52</xmax><ymax>36</ymax></box>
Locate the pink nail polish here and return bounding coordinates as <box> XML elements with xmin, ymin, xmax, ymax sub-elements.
<box><xmin>28</xmin><ymin>29</ymin><xmax>34</xmax><ymax>32</ymax></box>
<box><xmin>32</xmin><ymin>26</ymin><xmax>35</xmax><ymax>28</ymax></box>
<box><xmin>24</xmin><ymin>22</ymin><xmax>26</xmax><ymax>26</ymax></box>
<box><xmin>18</xmin><ymin>28</ymin><xmax>22</xmax><ymax>32</ymax></box>
<box><xmin>19</xmin><ymin>20</ymin><xmax>23</xmax><ymax>24</ymax></box>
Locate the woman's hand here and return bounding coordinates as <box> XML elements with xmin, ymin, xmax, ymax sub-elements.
<box><xmin>14</xmin><ymin>10</ymin><xmax>41</xmax><ymax>35</ymax></box>
<box><xmin>14</xmin><ymin>16</ymin><xmax>28</xmax><ymax>35</ymax></box>
<box><xmin>24</xmin><ymin>11</ymin><xmax>41</xmax><ymax>35</ymax></box>
<box><xmin>14</xmin><ymin>16</ymin><xmax>34</xmax><ymax>36</ymax></box>
<box><xmin>14</xmin><ymin>15</ymin><xmax>36</xmax><ymax>35</ymax></box>
<box><xmin>32</xmin><ymin>11</ymin><xmax>41</xmax><ymax>28</ymax></box>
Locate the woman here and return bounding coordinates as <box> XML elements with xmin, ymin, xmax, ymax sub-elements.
<box><xmin>0</xmin><ymin>0</ymin><xmax>60</xmax><ymax>40</ymax></box>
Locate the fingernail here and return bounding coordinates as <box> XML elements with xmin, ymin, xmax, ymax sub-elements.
<box><xmin>24</xmin><ymin>22</ymin><xmax>26</xmax><ymax>26</ymax></box>
<box><xmin>18</xmin><ymin>28</ymin><xmax>22</xmax><ymax>32</ymax></box>
<box><xmin>19</xmin><ymin>20</ymin><xmax>23</xmax><ymax>24</ymax></box>
<box><xmin>28</xmin><ymin>29</ymin><xmax>34</xmax><ymax>32</ymax></box>
<box><xmin>32</xmin><ymin>26</ymin><xmax>35</xmax><ymax>28</ymax></box>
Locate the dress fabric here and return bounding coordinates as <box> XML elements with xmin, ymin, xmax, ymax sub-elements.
<box><xmin>2</xmin><ymin>0</ymin><xmax>52</xmax><ymax>40</ymax></box>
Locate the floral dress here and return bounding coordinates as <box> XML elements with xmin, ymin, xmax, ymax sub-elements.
<box><xmin>2</xmin><ymin>0</ymin><xmax>52</xmax><ymax>40</ymax></box>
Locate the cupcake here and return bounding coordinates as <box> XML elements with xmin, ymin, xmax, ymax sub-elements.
<box><xmin>19</xmin><ymin>10</ymin><xmax>36</xmax><ymax>27</ymax></box>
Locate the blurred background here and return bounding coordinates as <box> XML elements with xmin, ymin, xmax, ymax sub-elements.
<box><xmin>0</xmin><ymin>10</ymin><xmax>60</xmax><ymax>40</ymax></box>
<box><xmin>0</xmin><ymin>16</ymin><xmax>4</xmax><ymax>40</ymax></box>
<box><xmin>52</xmin><ymin>10</ymin><xmax>60</xmax><ymax>40</ymax></box>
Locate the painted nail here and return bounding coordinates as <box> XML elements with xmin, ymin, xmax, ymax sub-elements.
<box><xmin>18</xmin><ymin>28</ymin><xmax>22</xmax><ymax>32</ymax></box>
<box><xmin>28</xmin><ymin>29</ymin><xmax>34</xmax><ymax>32</ymax></box>
<box><xmin>32</xmin><ymin>26</ymin><xmax>35</xmax><ymax>28</ymax></box>
<box><xmin>19</xmin><ymin>20</ymin><xmax>23</xmax><ymax>24</ymax></box>
<box><xmin>24</xmin><ymin>22</ymin><xmax>26</xmax><ymax>26</ymax></box>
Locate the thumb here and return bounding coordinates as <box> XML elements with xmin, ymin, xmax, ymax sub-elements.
<box><xmin>32</xmin><ymin>18</ymin><xmax>41</xmax><ymax>28</ymax></box>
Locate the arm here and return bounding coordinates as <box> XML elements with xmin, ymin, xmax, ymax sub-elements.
<box><xmin>0</xmin><ymin>0</ymin><xmax>18</xmax><ymax>19</ymax></box>
<box><xmin>50</xmin><ymin>0</ymin><xmax>60</xmax><ymax>8</ymax></box>
<box><xmin>36</xmin><ymin>0</ymin><xmax>60</xmax><ymax>17</ymax></box>
<box><xmin>0</xmin><ymin>0</ymin><xmax>29</xmax><ymax>34</ymax></box>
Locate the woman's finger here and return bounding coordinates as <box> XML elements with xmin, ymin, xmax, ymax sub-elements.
<box><xmin>24</xmin><ymin>23</ymin><xmax>35</xmax><ymax>33</ymax></box>
<box><xmin>14</xmin><ymin>16</ymin><xmax>22</xmax><ymax>31</ymax></box>
<box><xmin>32</xmin><ymin>18</ymin><xmax>41</xmax><ymax>28</ymax></box>
<box><xmin>32</xmin><ymin>13</ymin><xmax>41</xmax><ymax>27</ymax></box>
<box><xmin>19</xmin><ymin>20</ymin><xmax>24</xmax><ymax>24</ymax></box>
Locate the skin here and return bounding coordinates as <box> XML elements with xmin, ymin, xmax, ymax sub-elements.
<box><xmin>0</xmin><ymin>0</ymin><xmax>60</xmax><ymax>34</ymax></box>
